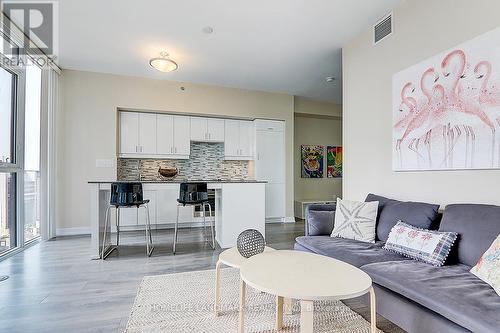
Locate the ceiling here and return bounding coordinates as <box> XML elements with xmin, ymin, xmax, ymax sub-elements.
<box><xmin>51</xmin><ymin>0</ymin><xmax>401</xmax><ymax>103</ymax></box>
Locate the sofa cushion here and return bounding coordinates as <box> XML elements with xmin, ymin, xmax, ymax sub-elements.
<box><xmin>305</xmin><ymin>203</ymin><xmax>336</xmax><ymax>236</ymax></box>
<box><xmin>365</xmin><ymin>193</ymin><xmax>440</xmax><ymax>242</ymax></box>
<box><xmin>362</xmin><ymin>260</ymin><xmax>500</xmax><ymax>333</ymax></box>
<box><xmin>384</xmin><ymin>221</ymin><xmax>458</xmax><ymax>266</ymax></box>
<box><xmin>439</xmin><ymin>204</ymin><xmax>500</xmax><ymax>266</ymax></box>
<box><xmin>470</xmin><ymin>234</ymin><xmax>500</xmax><ymax>296</ymax></box>
<box><xmin>331</xmin><ymin>198</ymin><xmax>378</xmax><ymax>243</ymax></box>
<box><xmin>294</xmin><ymin>236</ymin><xmax>409</xmax><ymax>267</ymax></box>
<box><xmin>307</xmin><ymin>210</ymin><xmax>335</xmax><ymax>236</ymax></box>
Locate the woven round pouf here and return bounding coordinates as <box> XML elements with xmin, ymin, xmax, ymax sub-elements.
<box><xmin>237</xmin><ymin>229</ymin><xmax>265</xmax><ymax>258</ymax></box>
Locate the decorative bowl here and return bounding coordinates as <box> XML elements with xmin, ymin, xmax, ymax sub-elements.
<box><xmin>158</xmin><ymin>167</ymin><xmax>178</xmax><ymax>178</ymax></box>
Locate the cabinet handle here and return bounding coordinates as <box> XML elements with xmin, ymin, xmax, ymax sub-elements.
<box><xmin>171</xmin><ymin>147</ymin><xmax>173</xmax><ymax>153</ymax></box>
<box><xmin>208</xmin><ymin>133</ymin><xmax>211</xmax><ymax>140</ymax></box>
<box><xmin>175</xmin><ymin>147</ymin><xmax>177</xmax><ymax>153</ymax></box>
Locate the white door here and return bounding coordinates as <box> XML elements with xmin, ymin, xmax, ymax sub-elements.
<box><xmin>138</xmin><ymin>113</ymin><xmax>157</xmax><ymax>154</ymax></box>
<box><xmin>239</xmin><ymin>120</ymin><xmax>254</xmax><ymax>158</ymax></box>
<box><xmin>119</xmin><ymin>112</ymin><xmax>139</xmax><ymax>154</ymax></box>
<box><xmin>224</xmin><ymin>120</ymin><xmax>239</xmax><ymax>157</ymax></box>
<box><xmin>255</xmin><ymin>130</ymin><xmax>285</xmax><ymax>182</ymax></box>
<box><xmin>156</xmin><ymin>114</ymin><xmax>174</xmax><ymax>155</ymax></box>
<box><xmin>190</xmin><ymin>117</ymin><xmax>208</xmax><ymax>141</ymax></box>
<box><xmin>208</xmin><ymin>118</ymin><xmax>225</xmax><ymax>141</ymax></box>
<box><xmin>173</xmin><ymin>116</ymin><xmax>190</xmax><ymax>155</ymax></box>
<box><xmin>265</xmin><ymin>183</ymin><xmax>285</xmax><ymax>218</ymax></box>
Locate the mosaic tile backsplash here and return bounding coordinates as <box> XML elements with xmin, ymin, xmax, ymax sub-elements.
<box><xmin>117</xmin><ymin>142</ymin><xmax>250</xmax><ymax>181</ymax></box>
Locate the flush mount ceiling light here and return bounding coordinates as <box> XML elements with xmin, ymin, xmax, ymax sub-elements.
<box><xmin>149</xmin><ymin>52</ymin><xmax>178</xmax><ymax>72</ymax></box>
<box><xmin>325</xmin><ymin>76</ymin><xmax>336</xmax><ymax>82</ymax></box>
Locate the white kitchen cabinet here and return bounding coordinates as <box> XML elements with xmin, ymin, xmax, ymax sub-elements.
<box><xmin>224</xmin><ymin>120</ymin><xmax>254</xmax><ymax>160</ymax></box>
<box><xmin>139</xmin><ymin>113</ymin><xmax>157</xmax><ymax>154</ymax></box>
<box><xmin>207</xmin><ymin>118</ymin><xmax>225</xmax><ymax>141</ymax></box>
<box><xmin>155</xmin><ymin>184</ymin><xmax>193</xmax><ymax>224</ymax></box>
<box><xmin>156</xmin><ymin>114</ymin><xmax>174</xmax><ymax>155</ymax></box>
<box><xmin>119</xmin><ymin>112</ymin><xmax>156</xmax><ymax>156</ymax></box>
<box><xmin>119</xmin><ymin>112</ymin><xmax>139</xmax><ymax>154</ymax></box>
<box><xmin>157</xmin><ymin>115</ymin><xmax>190</xmax><ymax>158</ymax></box>
<box><xmin>254</xmin><ymin>119</ymin><xmax>286</xmax><ymax>221</ymax></box>
<box><xmin>190</xmin><ymin>117</ymin><xmax>225</xmax><ymax>142</ymax></box>
<box><xmin>190</xmin><ymin>117</ymin><xmax>207</xmax><ymax>141</ymax></box>
<box><xmin>224</xmin><ymin>120</ymin><xmax>240</xmax><ymax>157</ymax></box>
<box><xmin>239</xmin><ymin>120</ymin><xmax>254</xmax><ymax>157</ymax></box>
<box><xmin>174</xmin><ymin>116</ymin><xmax>191</xmax><ymax>155</ymax></box>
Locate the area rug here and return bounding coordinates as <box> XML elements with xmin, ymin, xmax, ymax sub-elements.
<box><xmin>125</xmin><ymin>267</ymin><xmax>382</xmax><ymax>333</ymax></box>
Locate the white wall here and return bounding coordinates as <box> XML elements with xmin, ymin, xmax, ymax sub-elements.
<box><xmin>343</xmin><ymin>0</ymin><xmax>500</xmax><ymax>206</ymax></box>
<box><xmin>294</xmin><ymin>98</ymin><xmax>342</xmax><ymax>201</ymax></box>
<box><xmin>57</xmin><ymin>70</ymin><xmax>294</xmax><ymax>232</ymax></box>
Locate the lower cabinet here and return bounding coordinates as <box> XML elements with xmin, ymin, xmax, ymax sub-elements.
<box><xmin>116</xmin><ymin>185</ymin><xmax>193</xmax><ymax>227</ymax></box>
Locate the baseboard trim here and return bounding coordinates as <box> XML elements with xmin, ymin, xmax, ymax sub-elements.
<box><xmin>56</xmin><ymin>227</ymin><xmax>91</xmax><ymax>236</ymax></box>
<box><xmin>282</xmin><ymin>216</ymin><xmax>296</xmax><ymax>223</ymax></box>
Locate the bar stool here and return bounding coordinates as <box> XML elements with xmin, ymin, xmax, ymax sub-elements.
<box><xmin>101</xmin><ymin>182</ymin><xmax>154</xmax><ymax>259</ymax></box>
<box><xmin>173</xmin><ymin>182</ymin><xmax>215</xmax><ymax>254</ymax></box>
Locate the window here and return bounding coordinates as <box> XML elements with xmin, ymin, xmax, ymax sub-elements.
<box><xmin>0</xmin><ymin>173</ymin><xmax>16</xmax><ymax>255</ymax></box>
<box><xmin>0</xmin><ymin>66</ymin><xmax>16</xmax><ymax>165</ymax></box>
<box><xmin>24</xmin><ymin>64</ymin><xmax>42</xmax><ymax>242</ymax></box>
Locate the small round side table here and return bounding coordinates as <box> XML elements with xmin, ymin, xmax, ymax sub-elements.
<box><xmin>214</xmin><ymin>246</ymin><xmax>275</xmax><ymax>316</ymax></box>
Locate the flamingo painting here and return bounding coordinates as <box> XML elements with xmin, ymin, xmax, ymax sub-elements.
<box><xmin>393</xmin><ymin>27</ymin><xmax>500</xmax><ymax>171</ymax></box>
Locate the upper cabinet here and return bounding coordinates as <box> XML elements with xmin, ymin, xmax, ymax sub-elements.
<box><xmin>119</xmin><ymin>112</ymin><xmax>190</xmax><ymax>159</ymax></box>
<box><xmin>119</xmin><ymin>112</ymin><xmax>257</xmax><ymax>161</ymax></box>
<box><xmin>224</xmin><ymin>120</ymin><xmax>254</xmax><ymax>160</ymax></box>
<box><xmin>119</xmin><ymin>112</ymin><xmax>156</xmax><ymax>156</ymax></box>
<box><xmin>190</xmin><ymin>117</ymin><xmax>224</xmax><ymax>142</ymax></box>
<box><xmin>157</xmin><ymin>114</ymin><xmax>190</xmax><ymax>158</ymax></box>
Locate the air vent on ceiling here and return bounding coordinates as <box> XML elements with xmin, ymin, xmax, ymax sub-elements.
<box><xmin>374</xmin><ymin>13</ymin><xmax>392</xmax><ymax>44</ymax></box>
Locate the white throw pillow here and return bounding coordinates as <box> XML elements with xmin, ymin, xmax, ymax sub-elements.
<box><xmin>331</xmin><ymin>198</ymin><xmax>378</xmax><ymax>243</ymax></box>
<box><xmin>470</xmin><ymin>234</ymin><xmax>500</xmax><ymax>296</ymax></box>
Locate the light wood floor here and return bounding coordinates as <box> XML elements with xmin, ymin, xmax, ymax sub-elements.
<box><xmin>0</xmin><ymin>222</ymin><xmax>405</xmax><ymax>333</ymax></box>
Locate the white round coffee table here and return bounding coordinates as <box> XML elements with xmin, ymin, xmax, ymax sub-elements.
<box><xmin>214</xmin><ymin>246</ymin><xmax>275</xmax><ymax>316</ymax></box>
<box><xmin>238</xmin><ymin>250</ymin><xmax>376</xmax><ymax>333</ymax></box>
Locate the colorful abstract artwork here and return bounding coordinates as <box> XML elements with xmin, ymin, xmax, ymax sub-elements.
<box><xmin>327</xmin><ymin>146</ymin><xmax>342</xmax><ymax>178</ymax></box>
<box><xmin>301</xmin><ymin>145</ymin><xmax>324</xmax><ymax>178</ymax></box>
<box><xmin>393</xmin><ymin>27</ymin><xmax>500</xmax><ymax>171</ymax></box>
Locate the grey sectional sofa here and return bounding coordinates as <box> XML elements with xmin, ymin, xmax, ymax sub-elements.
<box><xmin>294</xmin><ymin>194</ymin><xmax>500</xmax><ymax>333</ymax></box>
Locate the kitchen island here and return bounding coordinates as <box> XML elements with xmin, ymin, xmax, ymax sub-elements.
<box><xmin>88</xmin><ymin>180</ymin><xmax>266</xmax><ymax>259</ymax></box>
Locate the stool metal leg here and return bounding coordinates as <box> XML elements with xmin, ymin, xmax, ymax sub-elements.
<box><xmin>202</xmin><ymin>203</ymin><xmax>207</xmax><ymax>242</ymax></box>
<box><xmin>101</xmin><ymin>205</ymin><xmax>111</xmax><ymax>259</ymax></box>
<box><xmin>116</xmin><ymin>207</ymin><xmax>120</xmax><ymax>247</ymax></box>
<box><xmin>173</xmin><ymin>204</ymin><xmax>180</xmax><ymax>254</ymax></box>
<box><xmin>101</xmin><ymin>205</ymin><xmax>117</xmax><ymax>260</ymax></box>
<box><xmin>144</xmin><ymin>203</ymin><xmax>154</xmax><ymax>257</ymax></box>
<box><xmin>207</xmin><ymin>202</ymin><xmax>215</xmax><ymax>250</ymax></box>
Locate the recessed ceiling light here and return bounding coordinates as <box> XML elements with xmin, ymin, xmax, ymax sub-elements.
<box><xmin>202</xmin><ymin>26</ymin><xmax>214</xmax><ymax>34</ymax></box>
<box><xmin>325</xmin><ymin>76</ymin><xmax>336</xmax><ymax>82</ymax></box>
<box><xmin>149</xmin><ymin>52</ymin><xmax>178</xmax><ymax>73</ymax></box>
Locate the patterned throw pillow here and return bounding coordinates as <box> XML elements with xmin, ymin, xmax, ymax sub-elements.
<box><xmin>331</xmin><ymin>198</ymin><xmax>378</xmax><ymax>243</ymax></box>
<box><xmin>384</xmin><ymin>221</ymin><xmax>457</xmax><ymax>267</ymax></box>
<box><xmin>470</xmin><ymin>234</ymin><xmax>500</xmax><ymax>296</ymax></box>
